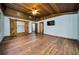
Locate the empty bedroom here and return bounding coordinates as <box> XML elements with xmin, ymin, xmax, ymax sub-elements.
<box><xmin>0</xmin><ymin>3</ymin><xmax>79</xmax><ymax>55</ymax></box>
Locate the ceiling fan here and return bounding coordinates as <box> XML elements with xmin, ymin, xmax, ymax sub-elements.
<box><xmin>28</xmin><ymin>8</ymin><xmax>40</xmax><ymax>16</ymax></box>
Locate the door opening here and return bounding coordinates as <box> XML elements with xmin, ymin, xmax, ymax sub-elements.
<box><xmin>32</xmin><ymin>23</ymin><xmax>35</xmax><ymax>33</ymax></box>
<box><xmin>32</xmin><ymin>23</ymin><xmax>38</xmax><ymax>34</ymax></box>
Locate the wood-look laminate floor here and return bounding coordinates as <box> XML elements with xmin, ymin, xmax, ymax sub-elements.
<box><xmin>0</xmin><ymin>33</ymin><xmax>79</xmax><ymax>55</ymax></box>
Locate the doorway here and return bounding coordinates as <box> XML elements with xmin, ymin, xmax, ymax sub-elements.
<box><xmin>32</xmin><ymin>23</ymin><xmax>35</xmax><ymax>33</ymax></box>
<box><xmin>32</xmin><ymin>23</ymin><xmax>38</xmax><ymax>34</ymax></box>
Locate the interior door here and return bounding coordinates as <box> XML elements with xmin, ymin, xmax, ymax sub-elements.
<box><xmin>39</xmin><ymin>22</ymin><xmax>44</xmax><ymax>34</ymax></box>
<box><xmin>10</xmin><ymin>19</ymin><xmax>17</xmax><ymax>36</ymax></box>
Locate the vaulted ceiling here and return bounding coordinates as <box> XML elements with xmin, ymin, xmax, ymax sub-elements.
<box><xmin>1</xmin><ymin>3</ymin><xmax>79</xmax><ymax>21</ymax></box>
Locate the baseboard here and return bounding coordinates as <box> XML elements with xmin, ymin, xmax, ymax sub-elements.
<box><xmin>44</xmin><ymin>33</ymin><xmax>79</xmax><ymax>40</ymax></box>
<box><xmin>1</xmin><ymin>33</ymin><xmax>78</xmax><ymax>42</ymax></box>
<box><xmin>1</xmin><ymin>33</ymin><xmax>31</xmax><ymax>41</ymax></box>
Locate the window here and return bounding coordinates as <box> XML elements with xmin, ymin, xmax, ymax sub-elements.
<box><xmin>17</xmin><ymin>21</ymin><xmax>25</xmax><ymax>33</ymax></box>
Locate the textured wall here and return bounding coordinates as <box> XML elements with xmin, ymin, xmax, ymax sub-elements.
<box><xmin>78</xmin><ymin>10</ymin><xmax>79</xmax><ymax>39</ymax></box>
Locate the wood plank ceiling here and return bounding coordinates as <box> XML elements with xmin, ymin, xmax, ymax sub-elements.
<box><xmin>1</xmin><ymin>3</ymin><xmax>79</xmax><ymax>21</ymax></box>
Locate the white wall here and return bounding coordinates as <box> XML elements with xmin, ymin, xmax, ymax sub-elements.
<box><xmin>29</xmin><ymin>21</ymin><xmax>33</xmax><ymax>33</ymax></box>
<box><xmin>37</xmin><ymin>22</ymin><xmax>40</xmax><ymax>33</ymax></box>
<box><xmin>37</xmin><ymin>14</ymin><xmax>79</xmax><ymax>40</ymax></box>
<box><xmin>0</xmin><ymin>9</ymin><xmax>4</xmax><ymax>42</ymax></box>
<box><xmin>4</xmin><ymin>16</ymin><xmax>10</xmax><ymax>36</ymax></box>
<box><xmin>78</xmin><ymin>10</ymin><xmax>79</xmax><ymax>39</ymax></box>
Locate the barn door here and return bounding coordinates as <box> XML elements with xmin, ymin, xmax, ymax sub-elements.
<box><xmin>25</xmin><ymin>21</ymin><xmax>29</xmax><ymax>35</ymax></box>
<box><xmin>39</xmin><ymin>22</ymin><xmax>44</xmax><ymax>34</ymax></box>
<box><xmin>10</xmin><ymin>19</ymin><xmax>17</xmax><ymax>36</ymax></box>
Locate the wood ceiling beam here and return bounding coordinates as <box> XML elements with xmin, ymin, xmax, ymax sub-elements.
<box><xmin>14</xmin><ymin>3</ymin><xmax>31</xmax><ymax>12</ymax></box>
<box><xmin>17</xmin><ymin>3</ymin><xmax>32</xmax><ymax>11</ymax></box>
<box><xmin>10</xmin><ymin>4</ymin><xmax>30</xmax><ymax>13</ymax></box>
<box><xmin>6</xmin><ymin>3</ymin><xmax>27</xmax><ymax>12</ymax></box>
<box><xmin>18</xmin><ymin>3</ymin><xmax>50</xmax><ymax>17</ymax></box>
<box><xmin>16</xmin><ymin>4</ymin><xmax>40</xmax><ymax>16</ymax></box>
<box><xmin>4</xmin><ymin>8</ymin><xmax>29</xmax><ymax>19</ymax></box>
<box><xmin>5</xmin><ymin>3</ymin><xmax>32</xmax><ymax>16</ymax></box>
<box><xmin>39</xmin><ymin>4</ymin><xmax>53</xmax><ymax>14</ymax></box>
<box><xmin>6</xmin><ymin>7</ymin><xmax>31</xmax><ymax>16</ymax></box>
<box><xmin>25</xmin><ymin>3</ymin><xmax>49</xmax><ymax>16</ymax></box>
<box><xmin>14</xmin><ymin>3</ymin><xmax>34</xmax><ymax>16</ymax></box>
<box><xmin>40</xmin><ymin>11</ymin><xmax>77</xmax><ymax>20</ymax></box>
<box><xmin>49</xmin><ymin>3</ymin><xmax>60</xmax><ymax>13</ymax></box>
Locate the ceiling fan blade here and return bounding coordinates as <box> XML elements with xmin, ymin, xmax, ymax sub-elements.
<box><xmin>37</xmin><ymin>12</ymin><xmax>40</xmax><ymax>14</ymax></box>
